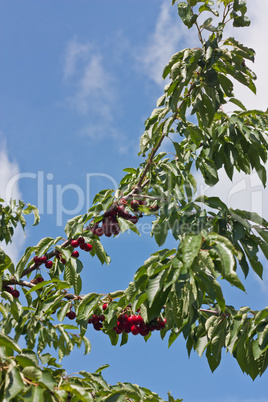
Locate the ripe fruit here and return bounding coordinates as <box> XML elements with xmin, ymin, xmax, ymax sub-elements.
<box><xmin>11</xmin><ymin>289</ymin><xmax>20</xmax><ymax>298</ymax></box>
<box><xmin>45</xmin><ymin>260</ymin><xmax>53</xmax><ymax>269</ymax></box>
<box><xmin>127</xmin><ymin>315</ymin><xmax>136</xmax><ymax>326</ymax></box>
<box><xmin>91</xmin><ymin>314</ymin><xmax>99</xmax><ymax>324</ymax></box>
<box><xmin>84</xmin><ymin>243</ymin><xmax>93</xmax><ymax>252</ymax></box>
<box><xmin>71</xmin><ymin>239</ymin><xmax>79</xmax><ymax>248</ymax></box>
<box><xmin>71</xmin><ymin>250</ymin><xmax>79</xmax><ymax>258</ymax></box>
<box><xmin>95</xmin><ymin>227</ymin><xmax>104</xmax><ymax>237</ymax></box>
<box><xmin>31</xmin><ymin>276</ymin><xmax>44</xmax><ymax>285</ymax></box>
<box><xmin>131</xmin><ymin>199</ymin><xmax>140</xmax><ymax>211</ymax></box>
<box><xmin>66</xmin><ymin>311</ymin><xmax>76</xmax><ymax>320</ymax></box>
<box><xmin>128</xmin><ymin>216</ymin><xmax>138</xmax><ymax>224</ymax></box>
<box><xmin>102</xmin><ymin>303</ymin><xmax>108</xmax><ymax>311</ymax></box>
<box><xmin>77</xmin><ymin>237</ymin><xmax>85</xmax><ymax>245</ymax></box>
<box><xmin>157</xmin><ymin>318</ymin><xmax>167</xmax><ymax>329</ymax></box>
<box><xmin>33</xmin><ymin>256</ymin><xmax>41</xmax><ymax>265</ymax></box>
<box><xmin>60</xmin><ymin>258</ymin><xmax>66</xmax><ymax>264</ymax></box>
<box><xmin>139</xmin><ymin>200</ymin><xmax>147</xmax><ymax>206</ymax></box>
<box><xmin>133</xmin><ymin>315</ymin><xmax>144</xmax><ymax>325</ymax></box>
<box><xmin>117</xmin><ymin>206</ymin><xmax>126</xmax><ymax>217</ymax></box>
<box><xmin>130</xmin><ymin>325</ymin><xmax>140</xmax><ymax>335</ymax></box>
<box><xmin>99</xmin><ymin>314</ymin><xmax>105</xmax><ymax>322</ymax></box>
<box><xmin>5</xmin><ymin>286</ymin><xmax>13</xmax><ymax>293</ymax></box>
<box><xmin>150</xmin><ymin>204</ymin><xmax>160</xmax><ymax>212</ymax></box>
<box><xmin>39</xmin><ymin>256</ymin><xmax>47</xmax><ymax>263</ymax></box>
<box><xmin>140</xmin><ymin>325</ymin><xmax>150</xmax><ymax>336</ymax></box>
<box><xmin>80</xmin><ymin>242</ymin><xmax>92</xmax><ymax>251</ymax></box>
<box><xmin>93</xmin><ymin>322</ymin><xmax>103</xmax><ymax>331</ymax></box>
<box><xmin>118</xmin><ymin>313</ymin><xmax>128</xmax><ymax>323</ymax></box>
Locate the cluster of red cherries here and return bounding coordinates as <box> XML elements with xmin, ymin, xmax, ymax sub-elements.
<box><xmin>31</xmin><ymin>236</ymin><xmax>92</xmax><ymax>268</ymax></box>
<box><xmin>86</xmin><ymin>303</ymin><xmax>166</xmax><ymax>337</ymax></box>
<box><xmin>90</xmin><ymin>199</ymin><xmax>145</xmax><ymax>238</ymax></box>
<box><xmin>4</xmin><ymin>286</ymin><xmax>20</xmax><ymax>298</ymax></box>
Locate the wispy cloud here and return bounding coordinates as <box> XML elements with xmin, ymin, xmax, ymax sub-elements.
<box><xmin>223</xmin><ymin>1</ymin><xmax>268</xmax><ymax>112</ymax></box>
<box><xmin>63</xmin><ymin>39</ymin><xmax>115</xmax><ymax>116</ymax></box>
<box><xmin>62</xmin><ymin>38</ymin><xmax>132</xmax><ymax>154</ymax></box>
<box><xmin>135</xmin><ymin>1</ymin><xmax>196</xmax><ymax>86</ymax></box>
<box><xmin>0</xmin><ymin>135</ymin><xmax>25</xmax><ymax>263</ymax></box>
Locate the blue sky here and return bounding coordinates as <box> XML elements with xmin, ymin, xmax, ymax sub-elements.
<box><xmin>1</xmin><ymin>1</ymin><xmax>268</xmax><ymax>401</ymax></box>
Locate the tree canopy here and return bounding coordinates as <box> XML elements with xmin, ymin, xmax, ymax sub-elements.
<box><xmin>1</xmin><ymin>0</ymin><xmax>268</xmax><ymax>400</ymax></box>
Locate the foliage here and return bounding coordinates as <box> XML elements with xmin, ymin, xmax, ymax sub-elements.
<box><xmin>1</xmin><ymin>0</ymin><xmax>268</xmax><ymax>400</ymax></box>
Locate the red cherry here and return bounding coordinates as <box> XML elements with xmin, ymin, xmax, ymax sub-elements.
<box><xmin>111</xmin><ymin>223</ymin><xmax>120</xmax><ymax>236</ymax></box>
<box><xmin>128</xmin><ymin>216</ymin><xmax>138</xmax><ymax>224</ymax></box>
<box><xmin>33</xmin><ymin>256</ymin><xmax>41</xmax><ymax>265</ymax></box>
<box><xmin>130</xmin><ymin>325</ymin><xmax>140</xmax><ymax>335</ymax></box>
<box><xmin>36</xmin><ymin>277</ymin><xmax>44</xmax><ymax>283</ymax></box>
<box><xmin>150</xmin><ymin>204</ymin><xmax>160</xmax><ymax>212</ymax></box>
<box><xmin>71</xmin><ymin>240</ymin><xmax>79</xmax><ymax>248</ymax></box>
<box><xmin>133</xmin><ymin>315</ymin><xmax>144</xmax><ymax>325</ymax></box>
<box><xmin>60</xmin><ymin>258</ymin><xmax>66</xmax><ymax>264</ymax></box>
<box><xmin>127</xmin><ymin>315</ymin><xmax>136</xmax><ymax>326</ymax></box>
<box><xmin>118</xmin><ymin>313</ymin><xmax>128</xmax><ymax>324</ymax></box>
<box><xmin>39</xmin><ymin>256</ymin><xmax>47</xmax><ymax>263</ymax></box>
<box><xmin>66</xmin><ymin>311</ymin><xmax>76</xmax><ymax>320</ymax></box>
<box><xmin>139</xmin><ymin>200</ymin><xmax>147</xmax><ymax>205</ymax></box>
<box><xmin>11</xmin><ymin>289</ymin><xmax>20</xmax><ymax>298</ymax></box>
<box><xmin>45</xmin><ymin>260</ymin><xmax>53</xmax><ymax>269</ymax></box>
<box><xmin>93</xmin><ymin>322</ymin><xmax>103</xmax><ymax>331</ymax></box>
<box><xmin>92</xmin><ymin>314</ymin><xmax>99</xmax><ymax>324</ymax></box>
<box><xmin>117</xmin><ymin>206</ymin><xmax>126</xmax><ymax>217</ymax></box>
<box><xmin>71</xmin><ymin>250</ymin><xmax>79</xmax><ymax>258</ymax></box>
<box><xmin>102</xmin><ymin>303</ymin><xmax>108</xmax><ymax>311</ymax></box>
<box><xmin>84</xmin><ymin>243</ymin><xmax>93</xmax><ymax>252</ymax></box>
<box><xmin>140</xmin><ymin>326</ymin><xmax>150</xmax><ymax>336</ymax></box>
<box><xmin>115</xmin><ymin>327</ymin><xmax>123</xmax><ymax>334</ymax></box>
<box><xmin>131</xmin><ymin>200</ymin><xmax>140</xmax><ymax>211</ymax></box>
<box><xmin>88</xmin><ymin>318</ymin><xmax>93</xmax><ymax>324</ymax></box>
<box><xmin>99</xmin><ymin>314</ymin><xmax>105</xmax><ymax>322</ymax></box>
<box><xmin>77</xmin><ymin>237</ymin><xmax>85</xmax><ymax>245</ymax></box>
<box><xmin>117</xmin><ymin>321</ymin><xmax>125</xmax><ymax>331</ymax></box>
<box><xmin>95</xmin><ymin>227</ymin><xmax>104</xmax><ymax>237</ymax></box>
<box><xmin>120</xmin><ymin>198</ymin><xmax>128</xmax><ymax>205</ymax></box>
<box><xmin>157</xmin><ymin>318</ymin><xmax>167</xmax><ymax>329</ymax></box>
<box><xmin>5</xmin><ymin>286</ymin><xmax>13</xmax><ymax>293</ymax></box>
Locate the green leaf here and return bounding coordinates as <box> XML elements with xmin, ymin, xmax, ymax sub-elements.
<box><xmin>23</xmin><ymin>204</ymin><xmax>40</xmax><ymax>226</ymax></box>
<box><xmin>229</xmin><ymin>97</ymin><xmax>246</xmax><ymax>110</ymax></box>
<box><xmin>0</xmin><ymin>333</ymin><xmax>21</xmax><ymax>352</ymax></box>
<box><xmin>22</xmin><ymin>366</ymin><xmax>42</xmax><ymax>381</ymax></box>
<box><xmin>16</xmin><ymin>246</ymin><xmax>36</xmax><ymax>280</ymax></box>
<box><xmin>4</xmin><ymin>367</ymin><xmax>25</xmax><ymax>399</ymax></box>
<box><xmin>77</xmin><ymin>293</ymin><xmax>101</xmax><ymax>321</ymax></box>
<box><xmin>35</xmin><ymin>237</ymin><xmax>55</xmax><ymax>256</ymax></box>
<box><xmin>177</xmin><ymin>2</ymin><xmax>198</xmax><ymax>28</ymax></box>
<box><xmin>117</xmin><ymin>217</ymin><xmax>140</xmax><ymax>236</ymax></box>
<box><xmin>90</xmin><ymin>239</ymin><xmax>111</xmax><ymax>265</ymax></box>
<box><xmin>21</xmin><ymin>385</ymin><xmax>44</xmax><ymax>401</ymax></box>
<box><xmin>180</xmin><ymin>234</ymin><xmax>202</xmax><ymax>270</ymax></box>
<box><xmin>64</xmin><ymin>260</ymin><xmax>81</xmax><ymax>295</ymax></box>
<box><xmin>147</xmin><ymin>271</ymin><xmax>165</xmax><ymax>307</ymax></box>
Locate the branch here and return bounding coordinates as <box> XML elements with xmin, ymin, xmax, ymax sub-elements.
<box><xmin>21</xmin><ymin>238</ymin><xmax>72</xmax><ymax>278</ymax></box>
<box><xmin>135</xmin><ymin>83</ymin><xmax>196</xmax><ymax>192</ymax></box>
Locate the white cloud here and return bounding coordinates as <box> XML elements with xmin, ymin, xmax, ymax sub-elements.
<box><xmin>223</xmin><ymin>1</ymin><xmax>268</xmax><ymax>112</ymax></box>
<box><xmin>136</xmin><ymin>1</ymin><xmax>197</xmax><ymax>86</ymax></box>
<box><xmin>79</xmin><ymin>124</ymin><xmax>130</xmax><ymax>155</ymax></box>
<box><xmin>0</xmin><ymin>136</ymin><xmax>25</xmax><ymax>264</ymax></box>
<box><xmin>63</xmin><ymin>39</ymin><xmax>115</xmax><ymax>116</ymax></box>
